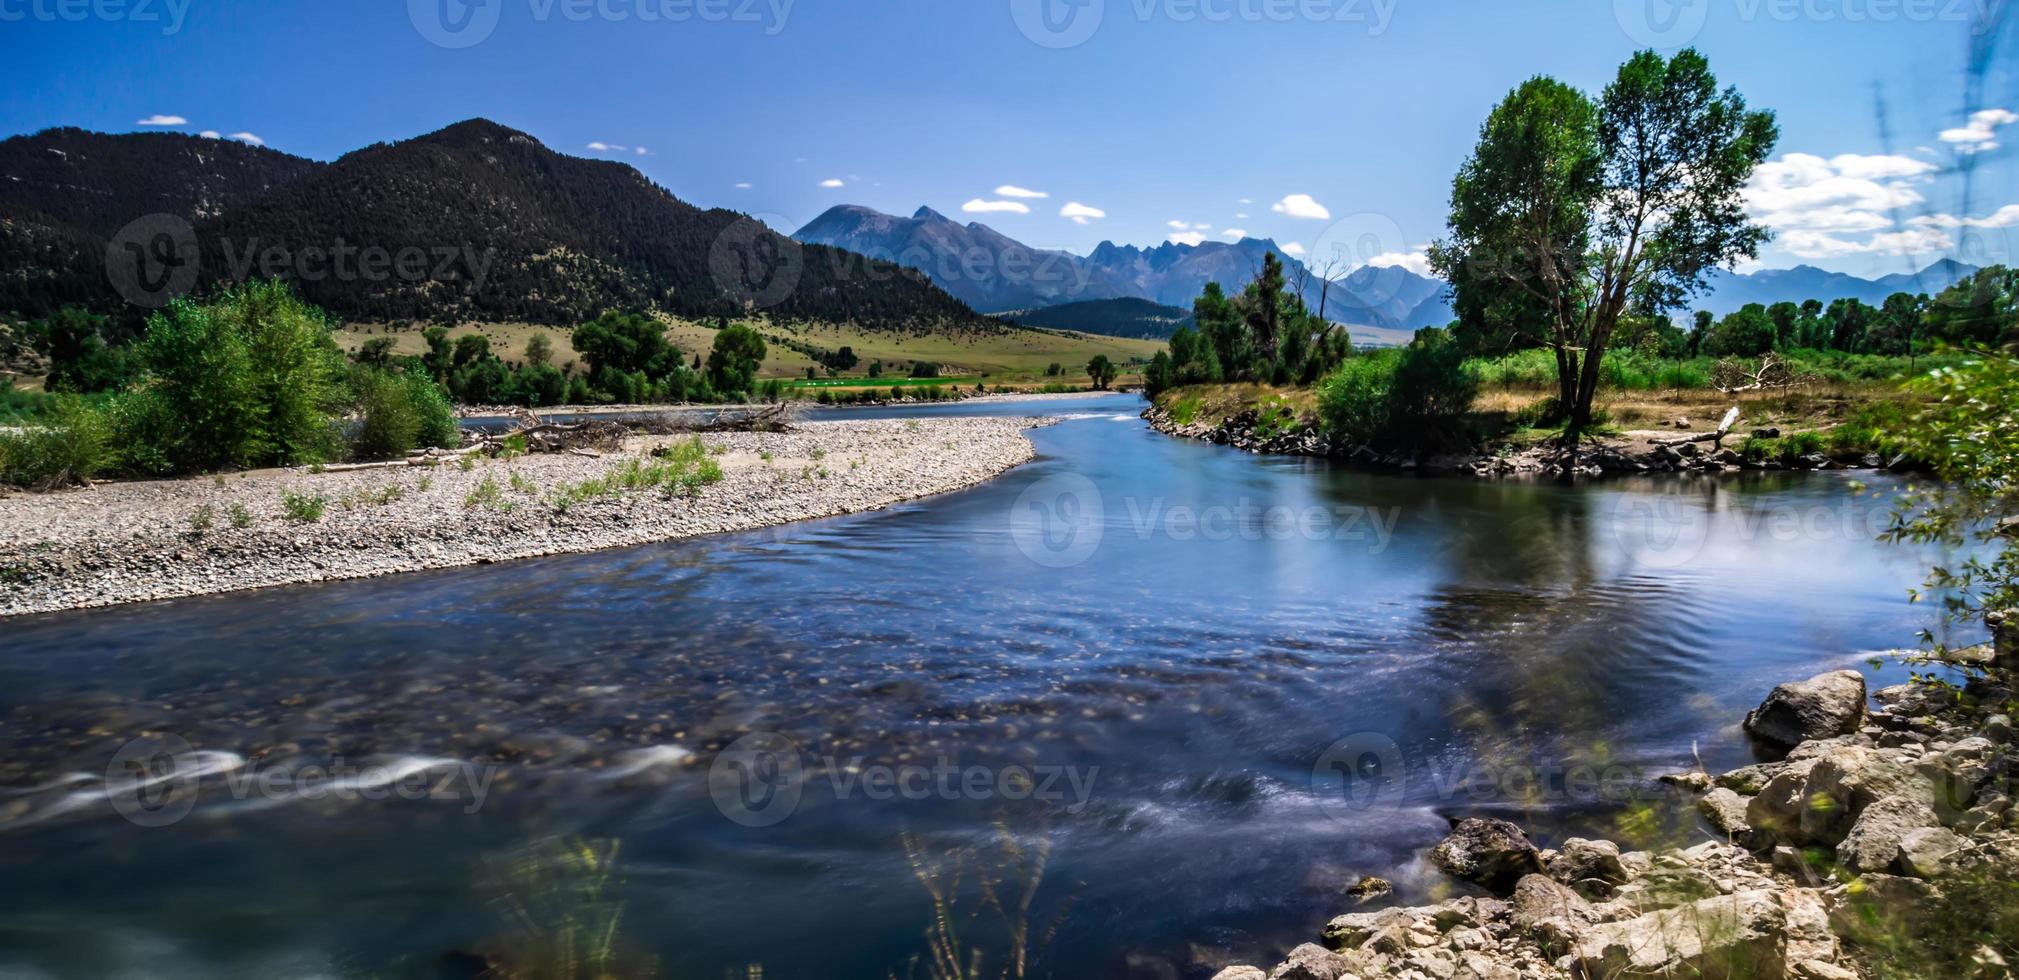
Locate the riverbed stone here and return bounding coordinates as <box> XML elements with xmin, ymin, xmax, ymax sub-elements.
<box><xmin>1745</xmin><ymin>670</ymin><xmax>1868</xmax><ymax>751</ymax></box>
<box><xmin>1430</xmin><ymin>817</ymin><xmax>1545</xmax><ymax>893</ymax></box>
<box><xmin>1266</xmin><ymin>943</ymin><xmax>1360</xmax><ymax>980</ymax></box>
<box><xmin>1746</xmin><ymin>759</ymin><xmax>1819</xmax><ymax>842</ymax></box>
<box><xmin>1545</xmin><ymin>838</ymin><xmax>1627</xmax><ymax>895</ymax></box>
<box><xmin>1835</xmin><ymin>795</ymin><xmax>1939</xmax><ymax>873</ymax></box>
<box><xmin>1699</xmin><ymin>787</ymin><xmax>1755</xmax><ymax>840</ymax></box>
<box><xmin>1509</xmin><ymin>874</ymin><xmax>1592</xmax><ymax>950</ymax></box>
<box><xmin>1571</xmin><ymin>889</ymin><xmax>1789</xmax><ymax>979</ymax></box>
<box><xmin>1899</xmin><ymin>826</ymin><xmax>1970</xmax><ymax>878</ymax></box>
<box><xmin>1209</xmin><ymin>968</ymin><xmax>1265</xmax><ymax>980</ymax></box>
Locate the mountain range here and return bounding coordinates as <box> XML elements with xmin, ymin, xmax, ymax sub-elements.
<box><xmin>794</xmin><ymin>204</ymin><xmax>1449</xmax><ymax>344</ymax></box>
<box><xmin>1695</xmin><ymin>259</ymin><xmax>1981</xmax><ymax>318</ymax></box>
<box><xmin>0</xmin><ymin>121</ymin><xmax>984</xmax><ymax>331</ymax></box>
<box><xmin>795</xmin><ymin>204</ymin><xmax>1988</xmax><ymax>344</ymax></box>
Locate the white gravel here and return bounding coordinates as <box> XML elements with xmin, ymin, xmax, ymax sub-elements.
<box><xmin>0</xmin><ymin>416</ymin><xmax>1049</xmax><ymax>617</ymax></box>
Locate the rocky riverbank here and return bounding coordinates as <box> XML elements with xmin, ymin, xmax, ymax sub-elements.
<box><xmin>1143</xmin><ymin>404</ymin><xmax>1897</xmax><ymax>480</ymax></box>
<box><xmin>1216</xmin><ymin>646</ymin><xmax>2018</xmax><ymax>980</ymax></box>
<box><xmin>0</xmin><ymin>416</ymin><xmax>1047</xmax><ymax>617</ymax></box>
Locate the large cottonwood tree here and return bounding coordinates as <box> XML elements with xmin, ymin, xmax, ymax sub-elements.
<box><xmin>1432</xmin><ymin>49</ymin><xmax>1778</xmax><ymax>441</ymax></box>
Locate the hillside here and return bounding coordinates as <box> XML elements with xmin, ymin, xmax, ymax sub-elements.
<box><xmin>0</xmin><ymin>121</ymin><xmax>990</xmax><ymax>332</ymax></box>
<box><xmin>996</xmin><ymin>297</ymin><xmax>1193</xmax><ymax>338</ymax></box>
<box><xmin>0</xmin><ymin>128</ymin><xmax>323</xmax><ymax>319</ymax></box>
<box><xmin>190</xmin><ymin>120</ymin><xmax>985</xmax><ymax>329</ymax></box>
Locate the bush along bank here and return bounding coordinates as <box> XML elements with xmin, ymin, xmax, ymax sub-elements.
<box><xmin>1142</xmin><ymin>397</ymin><xmax>1908</xmax><ymax>480</ymax></box>
<box><xmin>1214</xmin><ymin>644</ymin><xmax>2019</xmax><ymax>980</ymax></box>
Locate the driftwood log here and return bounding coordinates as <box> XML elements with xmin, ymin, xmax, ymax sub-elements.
<box><xmin>1654</xmin><ymin>406</ymin><xmax>1743</xmax><ymax>450</ymax></box>
<box><xmin>308</xmin><ymin>403</ymin><xmax>797</xmax><ymax>473</ymax></box>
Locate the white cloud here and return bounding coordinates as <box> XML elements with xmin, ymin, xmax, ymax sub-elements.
<box><xmin>995</xmin><ymin>185</ymin><xmax>1048</xmax><ymax>199</ymax></box>
<box><xmin>1059</xmin><ymin>201</ymin><xmax>1105</xmax><ymax>225</ymax></box>
<box><xmin>1745</xmin><ymin>152</ymin><xmax>1934</xmax><ymax>240</ymax></box>
<box><xmin>228</xmin><ymin>132</ymin><xmax>265</xmax><ymax>146</ymax></box>
<box><xmin>1234</xmin><ymin>213</ymin><xmax>1248</xmax><ymax>220</ymax></box>
<box><xmin>1192</xmin><ymin>222</ymin><xmax>1212</xmax><ymax>230</ymax></box>
<box><xmin>587</xmin><ymin>141</ymin><xmax>630</xmax><ymax>152</ymax></box>
<box><xmin>1912</xmin><ymin>205</ymin><xmax>2019</xmax><ymax>229</ymax></box>
<box><xmin>1281</xmin><ymin>242</ymin><xmax>1307</xmax><ymax>256</ymax></box>
<box><xmin>634</xmin><ymin>147</ymin><xmax>649</xmax><ymax>156</ymax></box>
<box><xmin>1940</xmin><ymin>108</ymin><xmax>2018</xmax><ymax>154</ymax></box>
<box><xmin>734</xmin><ymin>182</ymin><xmax>753</xmax><ymax>189</ymax></box>
<box><xmin>136</xmin><ymin>114</ymin><xmax>187</xmax><ymax>126</ymax></box>
<box><xmin>1237</xmin><ymin>198</ymin><xmax>1253</xmax><ymax>205</ymax></box>
<box><xmin>199</xmin><ymin>130</ymin><xmax>221</xmax><ymax>139</ymax></box>
<box><xmin>1166</xmin><ymin>219</ymin><xmax>1190</xmax><ymax>229</ymax></box>
<box><xmin>820</xmin><ymin>178</ymin><xmax>846</xmax><ymax>188</ymax></box>
<box><xmin>1366</xmin><ymin>248</ymin><xmax>1433</xmax><ymax>277</ymax></box>
<box><xmin>962</xmin><ymin>198</ymin><xmax>1031</xmax><ymax>214</ymax></box>
<box><xmin>1168</xmin><ymin>232</ymin><xmax>1207</xmax><ymax>246</ymax></box>
<box><xmin>1221</xmin><ymin>228</ymin><xmax>1248</xmax><ymax>239</ymax></box>
<box><xmin>1270</xmin><ymin>194</ymin><xmax>1331</xmax><ymax>220</ymax></box>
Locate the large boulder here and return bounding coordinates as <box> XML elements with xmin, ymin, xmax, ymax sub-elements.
<box><xmin>1572</xmin><ymin>889</ymin><xmax>1790</xmax><ymax>979</ymax></box>
<box><xmin>1209</xmin><ymin>968</ymin><xmax>1266</xmax><ymax>980</ymax></box>
<box><xmin>1744</xmin><ymin>670</ymin><xmax>1868</xmax><ymax>750</ymax></box>
<box><xmin>1698</xmin><ymin>787</ymin><xmax>1755</xmax><ymax>840</ymax></box>
<box><xmin>1546</xmin><ymin>837</ymin><xmax>1628</xmax><ymax>895</ymax></box>
<box><xmin>1509</xmin><ymin>873</ymin><xmax>1593</xmax><ymax>950</ymax></box>
<box><xmin>1835</xmin><ymin>795</ymin><xmax>1940</xmax><ymax>873</ymax></box>
<box><xmin>1899</xmin><ymin>826</ymin><xmax>1970</xmax><ymax>879</ymax></box>
<box><xmin>1430</xmin><ymin>817</ymin><xmax>1545</xmax><ymax>893</ymax></box>
<box><xmin>1800</xmin><ymin>745</ymin><xmax>1933</xmax><ymax>844</ymax></box>
<box><xmin>1266</xmin><ymin>943</ymin><xmax>1361</xmax><ymax>980</ymax></box>
<box><xmin>1746</xmin><ymin>760</ymin><xmax>1819</xmax><ymax>842</ymax></box>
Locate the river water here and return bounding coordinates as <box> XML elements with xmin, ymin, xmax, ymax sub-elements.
<box><xmin>0</xmin><ymin>394</ymin><xmax>1949</xmax><ymax>978</ymax></box>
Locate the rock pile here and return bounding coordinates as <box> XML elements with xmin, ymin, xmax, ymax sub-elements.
<box><xmin>1215</xmin><ymin>662</ymin><xmax>2018</xmax><ymax>979</ymax></box>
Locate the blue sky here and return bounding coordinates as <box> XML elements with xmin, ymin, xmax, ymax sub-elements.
<box><xmin>2</xmin><ymin>0</ymin><xmax>2013</xmax><ymax>280</ymax></box>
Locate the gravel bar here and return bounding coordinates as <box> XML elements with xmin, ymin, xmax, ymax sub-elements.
<box><xmin>0</xmin><ymin>416</ymin><xmax>1049</xmax><ymax>618</ymax></box>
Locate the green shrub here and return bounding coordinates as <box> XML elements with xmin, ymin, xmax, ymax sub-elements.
<box><xmin>120</xmin><ymin>281</ymin><xmax>347</xmax><ymax>474</ymax></box>
<box><xmin>1317</xmin><ymin>351</ymin><xmax>1400</xmax><ymax>443</ymax></box>
<box><xmin>280</xmin><ymin>490</ymin><xmax>327</xmax><ymax>523</ymax></box>
<box><xmin>227</xmin><ymin>503</ymin><xmax>254</xmax><ymax>528</ymax></box>
<box><xmin>0</xmin><ymin>394</ymin><xmax>113</xmax><ymax>489</ymax></box>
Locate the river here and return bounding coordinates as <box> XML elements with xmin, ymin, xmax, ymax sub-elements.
<box><xmin>0</xmin><ymin>393</ymin><xmax>1948</xmax><ymax>978</ymax></box>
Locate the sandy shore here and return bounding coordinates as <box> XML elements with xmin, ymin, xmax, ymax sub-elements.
<box><xmin>0</xmin><ymin>416</ymin><xmax>1048</xmax><ymax>618</ymax></box>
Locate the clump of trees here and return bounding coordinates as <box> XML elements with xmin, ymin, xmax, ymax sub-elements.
<box><xmin>1151</xmin><ymin>252</ymin><xmax>1353</xmax><ymax>398</ymax></box>
<box><xmin>1</xmin><ymin>281</ymin><xmax>462</xmax><ymax>487</ymax></box>
<box><xmin>1085</xmin><ymin>355</ymin><xmax>1117</xmax><ymax>390</ymax></box>
<box><xmin>1690</xmin><ymin>267</ymin><xmax>2017</xmax><ymax>358</ymax></box>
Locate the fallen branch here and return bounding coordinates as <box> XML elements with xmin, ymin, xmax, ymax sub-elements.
<box><xmin>1712</xmin><ymin>353</ymin><xmax>1807</xmax><ymax>394</ymax></box>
